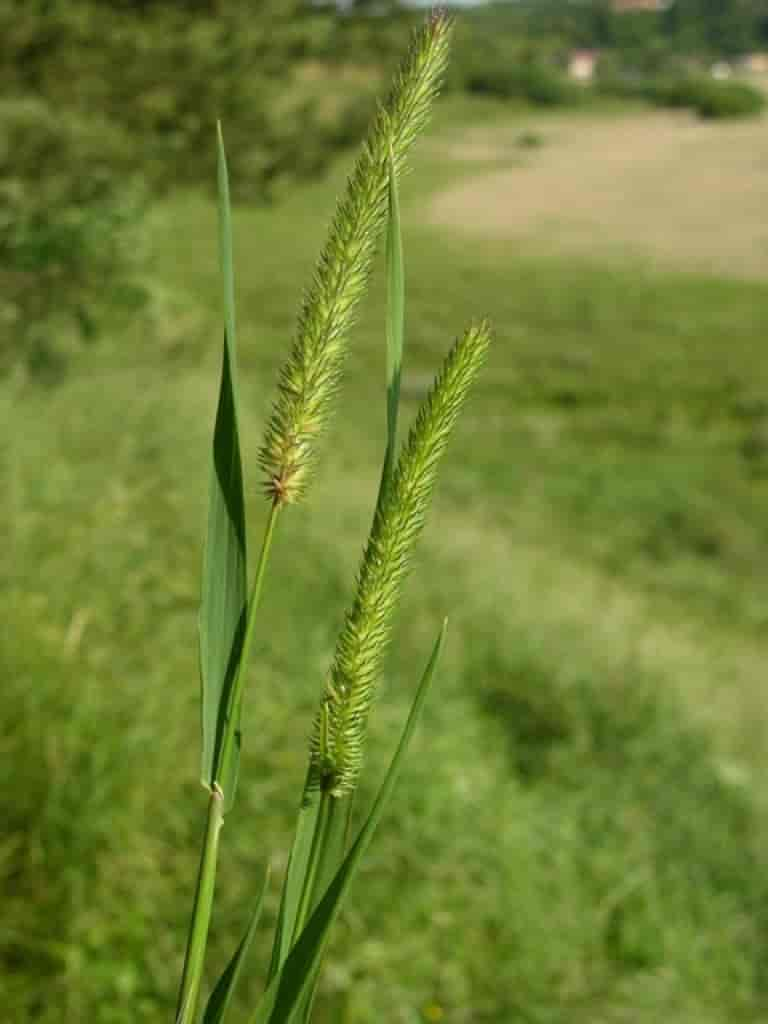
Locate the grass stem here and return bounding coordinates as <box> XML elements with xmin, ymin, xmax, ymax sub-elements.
<box><xmin>217</xmin><ymin>500</ymin><xmax>281</xmax><ymax>799</ymax></box>
<box><xmin>291</xmin><ymin>790</ymin><xmax>334</xmax><ymax>946</ymax></box>
<box><xmin>176</xmin><ymin>503</ymin><xmax>280</xmax><ymax>1022</ymax></box>
<box><xmin>175</xmin><ymin>785</ymin><xmax>225</xmax><ymax>1024</ymax></box>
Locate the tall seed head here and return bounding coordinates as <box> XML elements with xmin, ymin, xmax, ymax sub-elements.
<box><xmin>311</xmin><ymin>319</ymin><xmax>492</xmax><ymax>796</ymax></box>
<box><xmin>259</xmin><ymin>13</ymin><xmax>453</xmax><ymax>506</ymax></box>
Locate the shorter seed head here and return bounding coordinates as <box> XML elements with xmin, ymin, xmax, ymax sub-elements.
<box><xmin>310</xmin><ymin>319</ymin><xmax>492</xmax><ymax>796</ymax></box>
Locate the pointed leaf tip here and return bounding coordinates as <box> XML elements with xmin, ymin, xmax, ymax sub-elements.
<box><xmin>200</xmin><ymin>120</ymin><xmax>248</xmax><ymax>811</ymax></box>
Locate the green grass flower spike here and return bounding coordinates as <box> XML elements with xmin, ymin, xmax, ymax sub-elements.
<box><xmin>312</xmin><ymin>320</ymin><xmax>492</xmax><ymax>796</ymax></box>
<box><xmin>259</xmin><ymin>13</ymin><xmax>452</xmax><ymax>506</ymax></box>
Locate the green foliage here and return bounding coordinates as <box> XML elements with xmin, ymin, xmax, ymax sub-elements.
<box><xmin>446</xmin><ymin>17</ymin><xmax>581</xmax><ymax>108</ymax></box>
<box><xmin>0</xmin><ymin>0</ymin><xmax>396</xmax><ymax>379</ymax></box>
<box><xmin>0</xmin><ymin>98</ymin><xmax>146</xmax><ymax>379</ymax></box>
<box><xmin>454</xmin><ymin>0</ymin><xmax>768</xmax><ymax>83</ymax></box>
<box><xmin>663</xmin><ymin>0</ymin><xmax>764</xmax><ymax>57</ymax></box>
<box><xmin>316</xmin><ymin>3</ymin><xmax>416</xmax><ymax>65</ymax></box>
<box><xmin>465</xmin><ymin>57</ymin><xmax>583</xmax><ymax>107</ymax></box>
<box><xmin>598</xmin><ymin>70</ymin><xmax>766</xmax><ymax>119</ymax></box>
<box><xmin>471</xmin><ymin>630</ymin><xmax>766</xmax><ymax>1010</ymax></box>
<box><xmin>680</xmin><ymin>77</ymin><xmax>766</xmax><ymax>119</ymax></box>
<box><xmin>0</xmin><ymin>0</ymin><xmax>383</xmax><ymax>201</ymax></box>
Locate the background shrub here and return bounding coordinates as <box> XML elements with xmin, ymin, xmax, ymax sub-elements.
<box><xmin>0</xmin><ymin>99</ymin><xmax>146</xmax><ymax>380</ymax></box>
<box><xmin>463</xmin><ymin>52</ymin><xmax>582</xmax><ymax>108</ymax></box>
<box><xmin>0</xmin><ymin>0</ymin><xmax>394</xmax><ymax>379</ymax></box>
<box><xmin>0</xmin><ymin>0</ymin><xmax>385</xmax><ymax>200</ymax></box>
<box><xmin>686</xmin><ymin>77</ymin><xmax>766</xmax><ymax>119</ymax></box>
<box><xmin>470</xmin><ymin>61</ymin><xmax>581</xmax><ymax>107</ymax></box>
<box><xmin>597</xmin><ymin>68</ymin><xmax>766</xmax><ymax>120</ymax></box>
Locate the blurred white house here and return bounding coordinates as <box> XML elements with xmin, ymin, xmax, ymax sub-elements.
<box><xmin>568</xmin><ymin>50</ymin><xmax>599</xmax><ymax>83</ymax></box>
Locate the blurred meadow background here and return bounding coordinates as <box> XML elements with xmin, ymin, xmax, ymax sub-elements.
<box><xmin>4</xmin><ymin>0</ymin><xmax>768</xmax><ymax>1021</ymax></box>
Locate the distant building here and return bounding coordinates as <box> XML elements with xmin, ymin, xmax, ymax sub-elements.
<box><xmin>568</xmin><ymin>50</ymin><xmax>599</xmax><ymax>83</ymax></box>
<box><xmin>612</xmin><ymin>0</ymin><xmax>670</xmax><ymax>11</ymax></box>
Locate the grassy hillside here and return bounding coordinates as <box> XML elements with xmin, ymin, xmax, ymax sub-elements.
<box><xmin>3</xmin><ymin>98</ymin><xmax>768</xmax><ymax>1023</ymax></box>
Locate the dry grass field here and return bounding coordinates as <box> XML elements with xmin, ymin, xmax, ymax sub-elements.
<box><xmin>429</xmin><ymin>108</ymin><xmax>768</xmax><ymax>279</ymax></box>
<box><xmin>423</xmin><ymin>101</ymin><xmax>768</xmax><ymax>788</ymax></box>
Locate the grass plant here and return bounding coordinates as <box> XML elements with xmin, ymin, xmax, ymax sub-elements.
<box><xmin>175</xmin><ymin>14</ymin><xmax>491</xmax><ymax>1023</ymax></box>
<box><xmin>5</xmin><ymin>29</ymin><xmax>768</xmax><ymax>1024</ymax></box>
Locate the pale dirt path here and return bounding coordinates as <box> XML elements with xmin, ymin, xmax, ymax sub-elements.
<box><xmin>428</xmin><ymin>110</ymin><xmax>768</xmax><ymax>279</ymax></box>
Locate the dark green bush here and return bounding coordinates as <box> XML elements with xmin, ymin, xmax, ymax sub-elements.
<box><xmin>598</xmin><ymin>67</ymin><xmax>766</xmax><ymax>120</ymax></box>
<box><xmin>649</xmin><ymin>76</ymin><xmax>766</xmax><ymax>118</ymax></box>
<box><xmin>0</xmin><ymin>98</ymin><xmax>146</xmax><ymax>380</ymax></box>
<box><xmin>0</xmin><ymin>0</ymin><xmax>381</xmax><ymax>201</ymax></box>
<box><xmin>689</xmin><ymin>78</ymin><xmax>766</xmax><ymax>119</ymax></box>
<box><xmin>0</xmin><ymin>0</ymin><xmax>394</xmax><ymax>379</ymax></box>
<box><xmin>466</xmin><ymin>58</ymin><xmax>582</xmax><ymax>108</ymax></box>
<box><xmin>443</xmin><ymin>13</ymin><xmax>581</xmax><ymax>108</ymax></box>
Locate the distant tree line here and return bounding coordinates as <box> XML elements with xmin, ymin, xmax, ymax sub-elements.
<box><xmin>580</xmin><ymin>0</ymin><xmax>768</xmax><ymax>58</ymax></box>
<box><xmin>0</xmin><ymin>0</ymin><xmax>410</xmax><ymax>379</ymax></box>
<box><xmin>459</xmin><ymin>0</ymin><xmax>768</xmax><ymax>60</ymax></box>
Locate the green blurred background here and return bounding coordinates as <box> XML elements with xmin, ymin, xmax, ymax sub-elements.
<box><xmin>4</xmin><ymin>1</ymin><xmax>768</xmax><ymax>1021</ymax></box>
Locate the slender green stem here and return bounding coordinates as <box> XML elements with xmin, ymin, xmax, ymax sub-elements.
<box><xmin>175</xmin><ymin>786</ymin><xmax>224</xmax><ymax>1024</ymax></box>
<box><xmin>217</xmin><ymin>499</ymin><xmax>280</xmax><ymax>800</ymax></box>
<box><xmin>175</xmin><ymin>502</ymin><xmax>280</xmax><ymax>1024</ymax></box>
<box><xmin>291</xmin><ymin>790</ymin><xmax>333</xmax><ymax>946</ymax></box>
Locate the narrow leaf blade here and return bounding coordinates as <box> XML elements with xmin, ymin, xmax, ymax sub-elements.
<box><xmin>293</xmin><ymin>794</ymin><xmax>348</xmax><ymax>1023</ymax></box>
<box><xmin>267</xmin><ymin>774</ymin><xmax>322</xmax><ymax>983</ymax></box>
<box><xmin>267</xmin><ymin>778</ymin><xmax>348</xmax><ymax>1019</ymax></box>
<box><xmin>202</xmin><ymin>867</ymin><xmax>270</xmax><ymax>1024</ymax></box>
<box><xmin>250</xmin><ymin>621</ymin><xmax>447</xmax><ymax>1024</ymax></box>
<box><xmin>199</xmin><ymin>123</ymin><xmax>248</xmax><ymax>806</ymax></box>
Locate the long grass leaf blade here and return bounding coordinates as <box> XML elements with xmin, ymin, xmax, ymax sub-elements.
<box><xmin>267</xmin><ymin>776</ymin><xmax>321</xmax><ymax>982</ymax></box>
<box><xmin>291</xmin><ymin>794</ymin><xmax>347</xmax><ymax>1024</ymax></box>
<box><xmin>267</xmin><ymin>782</ymin><xmax>346</xmax><ymax>1010</ymax></box>
<box><xmin>250</xmin><ymin>621</ymin><xmax>447</xmax><ymax>1024</ymax></box>
<box><xmin>199</xmin><ymin>123</ymin><xmax>248</xmax><ymax>807</ymax></box>
<box><xmin>306</xmin><ymin>792</ymin><xmax>347</xmax><ymax>926</ymax></box>
<box><xmin>216</xmin><ymin>502</ymin><xmax>279</xmax><ymax>812</ymax></box>
<box><xmin>202</xmin><ymin>867</ymin><xmax>270</xmax><ymax>1024</ymax></box>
